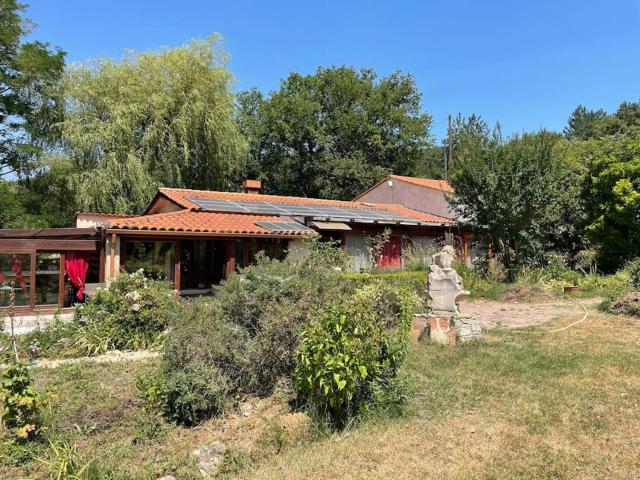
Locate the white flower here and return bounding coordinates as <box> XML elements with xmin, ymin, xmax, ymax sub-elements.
<box><xmin>125</xmin><ymin>291</ymin><xmax>141</xmax><ymax>302</ymax></box>
<box><xmin>131</xmin><ymin>303</ymin><xmax>141</xmax><ymax>313</ymax></box>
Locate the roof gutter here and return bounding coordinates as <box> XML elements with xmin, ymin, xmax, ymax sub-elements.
<box><xmin>106</xmin><ymin>228</ymin><xmax>315</xmax><ymax>239</ymax></box>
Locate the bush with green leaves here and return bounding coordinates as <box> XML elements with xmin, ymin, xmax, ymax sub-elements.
<box><xmin>218</xmin><ymin>243</ymin><xmax>351</xmax><ymax>395</ymax></box>
<box><xmin>624</xmin><ymin>257</ymin><xmax>640</xmax><ymax>290</ymax></box>
<box><xmin>159</xmin><ymin>299</ymin><xmax>248</xmax><ymax>426</ymax></box>
<box><xmin>295</xmin><ymin>287</ymin><xmax>413</xmax><ymax>429</ymax></box>
<box><xmin>71</xmin><ymin>270</ymin><xmax>178</xmax><ymax>355</ymax></box>
<box><xmin>1</xmin><ymin>361</ymin><xmax>41</xmax><ymax>440</ymax></box>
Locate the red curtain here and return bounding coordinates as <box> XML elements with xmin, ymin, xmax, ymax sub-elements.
<box><xmin>65</xmin><ymin>252</ymin><xmax>89</xmax><ymax>301</ymax></box>
<box><xmin>9</xmin><ymin>256</ymin><xmax>26</xmax><ymax>290</ymax></box>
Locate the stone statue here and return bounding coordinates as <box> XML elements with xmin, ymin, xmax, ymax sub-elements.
<box><xmin>427</xmin><ymin>245</ymin><xmax>469</xmax><ymax>314</ymax></box>
<box><xmin>410</xmin><ymin>245</ymin><xmax>481</xmax><ymax>345</ymax></box>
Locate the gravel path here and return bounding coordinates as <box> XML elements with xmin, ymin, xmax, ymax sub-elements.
<box><xmin>461</xmin><ymin>297</ymin><xmax>601</xmax><ymax>329</ymax></box>
<box><xmin>23</xmin><ymin>350</ymin><xmax>159</xmax><ymax>369</ymax></box>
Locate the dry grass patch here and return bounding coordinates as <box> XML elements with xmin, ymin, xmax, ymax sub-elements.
<box><xmin>234</xmin><ymin>312</ymin><xmax>640</xmax><ymax>480</ymax></box>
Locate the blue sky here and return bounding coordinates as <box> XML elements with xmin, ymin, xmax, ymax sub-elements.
<box><xmin>27</xmin><ymin>0</ymin><xmax>640</xmax><ymax>141</ymax></box>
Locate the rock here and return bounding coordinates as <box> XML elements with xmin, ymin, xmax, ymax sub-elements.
<box><xmin>454</xmin><ymin>315</ymin><xmax>482</xmax><ymax>342</ymax></box>
<box><xmin>238</xmin><ymin>401</ymin><xmax>256</xmax><ymax>417</ymax></box>
<box><xmin>193</xmin><ymin>442</ymin><xmax>226</xmax><ymax>477</ymax></box>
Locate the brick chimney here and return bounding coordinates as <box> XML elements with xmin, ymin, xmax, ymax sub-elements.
<box><xmin>243</xmin><ymin>179</ymin><xmax>262</xmax><ymax>194</ymax></box>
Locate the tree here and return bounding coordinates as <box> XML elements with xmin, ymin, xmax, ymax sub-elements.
<box><xmin>563</xmin><ymin>106</ymin><xmax>611</xmax><ymax>140</ymax></box>
<box><xmin>580</xmin><ymin>134</ymin><xmax>640</xmax><ymax>271</ymax></box>
<box><xmin>237</xmin><ymin>67</ymin><xmax>432</xmax><ymax>199</ymax></box>
<box><xmin>0</xmin><ymin>0</ymin><xmax>65</xmax><ymax>178</ymax></box>
<box><xmin>449</xmin><ymin>129</ymin><xmax>569</xmax><ymax>276</ymax></box>
<box><xmin>58</xmin><ymin>36</ymin><xmax>246</xmax><ymax>214</ymax></box>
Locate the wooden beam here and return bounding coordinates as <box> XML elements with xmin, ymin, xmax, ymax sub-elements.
<box><xmin>58</xmin><ymin>252</ymin><xmax>66</xmax><ymax>307</ymax></box>
<box><xmin>29</xmin><ymin>252</ymin><xmax>36</xmax><ymax>309</ymax></box>
<box><xmin>0</xmin><ymin>239</ymin><xmax>98</xmax><ymax>251</ymax></box>
<box><xmin>225</xmin><ymin>239</ymin><xmax>235</xmax><ymax>279</ymax></box>
<box><xmin>0</xmin><ymin>228</ymin><xmax>99</xmax><ymax>239</ymax></box>
<box><xmin>242</xmin><ymin>240</ymin><xmax>249</xmax><ymax>268</ymax></box>
<box><xmin>109</xmin><ymin>234</ymin><xmax>116</xmax><ymax>281</ymax></box>
<box><xmin>174</xmin><ymin>240</ymin><xmax>181</xmax><ymax>289</ymax></box>
<box><xmin>98</xmin><ymin>244</ymin><xmax>106</xmax><ymax>283</ymax></box>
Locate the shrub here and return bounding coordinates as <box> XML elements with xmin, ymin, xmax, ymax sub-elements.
<box><xmin>39</xmin><ymin>439</ymin><xmax>98</xmax><ymax>479</ymax></box>
<box><xmin>161</xmin><ymin>299</ymin><xmax>247</xmax><ymax>425</ymax></box>
<box><xmin>18</xmin><ymin>310</ymin><xmax>76</xmax><ymax>359</ymax></box>
<box><xmin>295</xmin><ymin>289</ymin><xmax>412</xmax><ymax>429</ymax></box>
<box><xmin>1</xmin><ymin>361</ymin><xmax>41</xmax><ymax>440</ymax></box>
<box><xmin>218</xmin><ymin>247</ymin><xmax>350</xmax><ymax>395</ymax></box>
<box><xmin>71</xmin><ymin>270</ymin><xmax>178</xmax><ymax>355</ymax></box>
<box><xmin>345</xmin><ymin>271</ymin><xmax>427</xmax><ymax>299</ymax></box>
<box><xmin>624</xmin><ymin>257</ymin><xmax>640</xmax><ymax>290</ymax></box>
<box><xmin>603</xmin><ymin>291</ymin><xmax>640</xmax><ymax>317</ymax></box>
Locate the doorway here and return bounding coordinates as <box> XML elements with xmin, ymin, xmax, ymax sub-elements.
<box><xmin>180</xmin><ymin>240</ymin><xmax>227</xmax><ymax>291</ymax></box>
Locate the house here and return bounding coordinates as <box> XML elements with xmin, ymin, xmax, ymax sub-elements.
<box><xmin>355</xmin><ymin>175</ymin><xmax>478</xmax><ymax>264</ymax></box>
<box><xmin>0</xmin><ymin>178</ymin><xmax>468</xmax><ymax>315</ymax></box>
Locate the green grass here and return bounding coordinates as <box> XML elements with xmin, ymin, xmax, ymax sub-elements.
<box><xmin>234</xmin><ymin>312</ymin><xmax>640</xmax><ymax>479</ymax></box>
<box><xmin>3</xmin><ymin>308</ymin><xmax>640</xmax><ymax>479</ymax></box>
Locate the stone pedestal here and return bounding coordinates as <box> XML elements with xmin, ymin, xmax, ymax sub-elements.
<box><xmin>410</xmin><ymin>314</ymin><xmax>429</xmax><ymax>342</ymax></box>
<box><xmin>429</xmin><ymin>315</ymin><xmax>457</xmax><ymax>346</ymax></box>
<box><xmin>453</xmin><ymin>315</ymin><xmax>482</xmax><ymax>342</ymax></box>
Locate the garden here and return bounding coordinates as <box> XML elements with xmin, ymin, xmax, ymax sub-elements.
<box><xmin>2</xmin><ymin>237</ymin><xmax>640</xmax><ymax>479</ymax></box>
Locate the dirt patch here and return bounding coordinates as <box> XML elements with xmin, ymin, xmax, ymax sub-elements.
<box><xmin>460</xmin><ymin>297</ymin><xmax>601</xmax><ymax>329</ymax></box>
<box><xmin>498</xmin><ymin>285</ymin><xmax>556</xmax><ymax>303</ymax></box>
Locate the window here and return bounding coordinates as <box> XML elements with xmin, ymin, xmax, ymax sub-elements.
<box><xmin>0</xmin><ymin>254</ymin><xmax>32</xmax><ymax>307</ymax></box>
<box><xmin>35</xmin><ymin>253</ymin><xmax>60</xmax><ymax>305</ymax></box>
<box><xmin>124</xmin><ymin>241</ymin><xmax>175</xmax><ymax>281</ymax></box>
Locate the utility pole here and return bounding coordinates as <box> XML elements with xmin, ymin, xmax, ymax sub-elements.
<box><xmin>447</xmin><ymin>114</ymin><xmax>453</xmax><ymax>177</ymax></box>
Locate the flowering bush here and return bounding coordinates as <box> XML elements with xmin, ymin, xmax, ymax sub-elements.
<box><xmin>71</xmin><ymin>270</ymin><xmax>178</xmax><ymax>355</ymax></box>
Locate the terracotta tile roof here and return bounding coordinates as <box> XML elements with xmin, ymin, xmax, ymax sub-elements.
<box><xmin>155</xmin><ymin>187</ymin><xmax>452</xmax><ymax>224</ymax></box>
<box><xmin>108</xmin><ymin>209</ymin><xmax>314</xmax><ymax>236</ymax></box>
<box><xmin>158</xmin><ymin>187</ymin><xmax>396</xmax><ymax>211</ymax></box>
<box><xmin>389</xmin><ymin>175</ymin><xmax>454</xmax><ymax>193</ymax></box>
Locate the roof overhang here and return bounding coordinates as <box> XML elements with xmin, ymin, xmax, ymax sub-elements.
<box><xmin>106</xmin><ymin>229</ymin><xmax>314</xmax><ymax>239</ymax></box>
<box><xmin>309</xmin><ymin>221</ymin><xmax>352</xmax><ymax>231</ymax></box>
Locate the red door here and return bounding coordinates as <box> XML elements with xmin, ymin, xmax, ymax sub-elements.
<box><xmin>378</xmin><ymin>236</ymin><xmax>402</xmax><ymax>269</ymax></box>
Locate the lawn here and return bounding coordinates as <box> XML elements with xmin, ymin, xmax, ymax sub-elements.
<box><xmin>236</xmin><ymin>309</ymin><xmax>640</xmax><ymax>479</ymax></box>
<box><xmin>2</xmin><ymin>306</ymin><xmax>639</xmax><ymax>479</ymax></box>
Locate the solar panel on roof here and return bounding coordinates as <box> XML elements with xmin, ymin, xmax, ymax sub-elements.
<box><xmin>187</xmin><ymin>197</ymin><xmax>426</xmax><ymax>225</ymax></box>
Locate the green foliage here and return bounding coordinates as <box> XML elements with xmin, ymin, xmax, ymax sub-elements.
<box><xmin>345</xmin><ymin>271</ymin><xmax>427</xmax><ymax>299</ymax></box>
<box><xmin>160</xmin><ymin>299</ymin><xmax>247</xmax><ymax>426</ymax></box>
<box><xmin>581</xmin><ymin>134</ymin><xmax>640</xmax><ymax>270</ymax></box>
<box><xmin>39</xmin><ymin>438</ymin><xmax>97</xmax><ymax>480</ymax></box>
<box><xmin>71</xmin><ymin>270</ymin><xmax>178</xmax><ymax>355</ymax></box>
<box><xmin>624</xmin><ymin>258</ymin><xmax>640</xmax><ymax>290</ymax></box>
<box><xmin>218</xmin><ymin>245</ymin><xmax>350</xmax><ymax>395</ymax></box>
<box><xmin>237</xmin><ymin>66</ymin><xmax>431</xmax><ymax>199</ymax></box>
<box><xmin>19</xmin><ymin>310</ymin><xmax>76</xmax><ymax>359</ymax></box>
<box><xmin>564</xmin><ymin>105</ymin><xmax>611</xmax><ymax>140</ymax></box>
<box><xmin>1</xmin><ymin>361</ymin><xmax>41</xmax><ymax>440</ymax></box>
<box><xmin>58</xmin><ymin>35</ymin><xmax>246</xmax><ymax>214</ymax></box>
<box><xmin>0</xmin><ymin>0</ymin><xmax>65</xmax><ymax>178</ymax></box>
<box><xmin>450</xmin><ymin>127</ymin><xmax>578</xmax><ymax>277</ymax></box>
<box><xmin>295</xmin><ymin>288</ymin><xmax>413</xmax><ymax>429</ymax></box>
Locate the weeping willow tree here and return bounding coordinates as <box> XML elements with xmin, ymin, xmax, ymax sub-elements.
<box><xmin>59</xmin><ymin>35</ymin><xmax>247</xmax><ymax>214</ymax></box>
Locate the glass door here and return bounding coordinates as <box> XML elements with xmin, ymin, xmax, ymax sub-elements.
<box><xmin>35</xmin><ymin>253</ymin><xmax>61</xmax><ymax>306</ymax></box>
